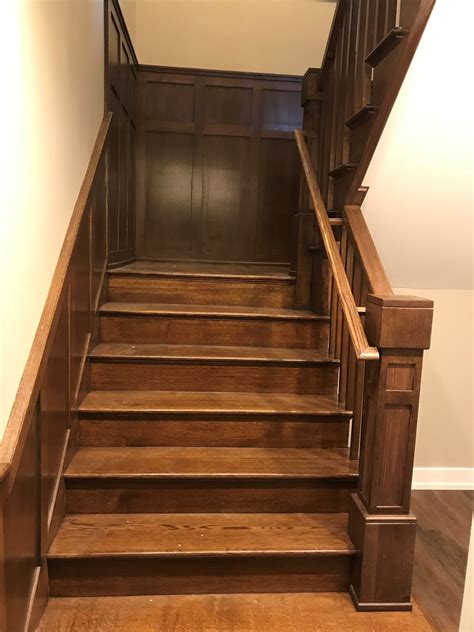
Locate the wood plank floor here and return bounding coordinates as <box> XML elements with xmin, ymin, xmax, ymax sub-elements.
<box><xmin>412</xmin><ymin>490</ymin><xmax>473</xmax><ymax>632</ymax></box>
<box><xmin>37</xmin><ymin>592</ymin><xmax>434</xmax><ymax>631</ymax></box>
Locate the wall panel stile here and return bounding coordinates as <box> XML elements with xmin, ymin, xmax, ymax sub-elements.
<box><xmin>106</xmin><ymin>0</ymin><xmax>138</xmax><ymax>267</ymax></box>
<box><xmin>136</xmin><ymin>67</ymin><xmax>304</xmax><ymax>263</ymax></box>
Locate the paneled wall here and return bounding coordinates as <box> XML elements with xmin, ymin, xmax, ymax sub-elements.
<box><xmin>106</xmin><ymin>0</ymin><xmax>138</xmax><ymax>266</ymax></box>
<box><xmin>0</xmin><ymin>123</ymin><xmax>109</xmax><ymax>632</ymax></box>
<box><xmin>136</xmin><ymin>67</ymin><xmax>303</xmax><ymax>263</ymax></box>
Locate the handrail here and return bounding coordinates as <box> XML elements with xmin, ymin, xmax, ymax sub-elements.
<box><xmin>294</xmin><ymin>129</ymin><xmax>379</xmax><ymax>361</ymax></box>
<box><xmin>344</xmin><ymin>204</ymin><xmax>393</xmax><ymax>296</ymax></box>
<box><xmin>0</xmin><ymin>112</ymin><xmax>112</xmax><ymax>493</ymax></box>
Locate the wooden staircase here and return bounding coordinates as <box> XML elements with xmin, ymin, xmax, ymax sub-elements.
<box><xmin>47</xmin><ymin>262</ymin><xmax>358</xmax><ymax>598</ymax></box>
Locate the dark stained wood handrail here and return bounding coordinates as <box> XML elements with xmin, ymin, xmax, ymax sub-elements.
<box><xmin>294</xmin><ymin>129</ymin><xmax>379</xmax><ymax>361</ymax></box>
<box><xmin>344</xmin><ymin>204</ymin><xmax>394</xmax><ymax>296</ymax></box>
<box><xmin>0</xmin><ymin>113</ymin><xmax>112</xmax><ymax>493</ymax></box>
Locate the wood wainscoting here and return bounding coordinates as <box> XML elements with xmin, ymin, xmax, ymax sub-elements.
<box><xmin>135</xmin><ymin>66</ymin><xmax>303</xmax><ymax>263</ymax></box>
<box><xmin>0</xmin><ymin>115</ymin><xmax>111</xmax><ymax>632</ymax></box>
<box><xmin>105</xmin><ymin>0</ymin><xmax>138</xmax><ymax>267</ymax></box>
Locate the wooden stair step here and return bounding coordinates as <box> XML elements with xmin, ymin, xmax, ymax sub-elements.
<box><xmin>37</xmin><ymin>592</ymin><xmax>436</xmax><ymax>632</ymax></box>
<box><xmin>89</xmin><ymin>344</ymin><xmax>340</xmax><ymax>395</ymax></box>
<box><xmin>78</xmin><ymin>390</ymin><xmax>352</xmax><ymax>418</ymax></box>
<box><xmin>64</xmin><ymin>446</ymin><xmax>358</xmax><ymax>514</ymax></box>
<box><xmin>47</xmin><ymin>514</ymin><xmax>354</xmax><ymax>597</ymax></box>
<box><xmin>48</xmin><ymin>512</ymin><xmax>354</xmax><ymax>558</ymax></box>
<box><xmin>99</xmin><ymin>303</ymin><xmax>329</xmax><ymax>349</ymax></box>
<box><xmin>89</xmin><ymin>343</ymin><xmax>338</xmax><ymax>365</ymax></box>
<box><xmin>109</xmin><ymin>260</ymin><xmax>294</xmax><ymax>281</ymax></box>
<box><xmin>108</xmin><ymin>262</ymin><xmax>295</xmax><ymax>308</ymax></box>
<box><xmin>100</xmin><ymin>302</ymin><xmax>323</xmax><ymax>321</ymax></box>
<box><xmin>66</xmin><ymin>447</ymin><xmax>358</xmax><ymax>480</ymax></box>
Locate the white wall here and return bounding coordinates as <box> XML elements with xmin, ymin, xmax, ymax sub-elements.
<box><xmin>131</xmin><ymin>0</ymin><xmax>336</xmax><ymax>74</ymax></box>
<box><xmin>0</xmin><ymin>0</ymin><xmax>104</xmax><ymax>439</ymax></box>
<box><xmin>362</xmin><ymin>0</ymin><xmax>474</xmax><ymax>481</ymax></box>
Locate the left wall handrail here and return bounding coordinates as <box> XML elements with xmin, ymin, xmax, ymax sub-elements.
<box><xmin>0</xmin><ymin>112</ymin><xmax>112</xmax><ymax>493</ymax></box>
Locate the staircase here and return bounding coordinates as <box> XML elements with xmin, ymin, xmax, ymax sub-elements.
<box><xmin>47</xmin><ymin>261</ymin><xmax>359</xmax><ymax>598</ymax></box>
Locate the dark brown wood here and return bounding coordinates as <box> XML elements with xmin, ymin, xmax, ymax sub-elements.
<box><xmin>99</xmin><ymin>302</ymin><xmax>330</xmax><ymax>350</ymax></box>
<box><xmin>412</xmin><ymin>490</ymin><xmax>473</xmax><ymax>632</ymax></box>
<box><xmin>136</xmin><ymin>66</ymin><xmax>303</xmax><ymax>262</ymax></box>
<box><xmin>348</xmin><ymin>294</ymin><xmax>434</xmax><ymax>610</ymax></box>
<box><xmin>105</xmin><ymin>0</ymin><xmax>138</xmax><ymax>267</ymax></box>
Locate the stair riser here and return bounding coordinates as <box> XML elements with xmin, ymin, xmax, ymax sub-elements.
<box><xmin>48</xmin><ymin>555</ymin><xmax>353</xmax><ymax>597</ymax></box>
<box><xmin>89</xmin><ymin>362</ymin><xmax>339</xmax><ymax>395</ymax></box>
<box><xmin>108</xmin><ymin>276</ymin><xmax>295</xmax><ymax>308</ymax></box>
<box><xmin>100</xmin><ymin>316</ymin><xmax>329</xmax><ymax>350</ymax></box>
<box><xmin>66</xmin><ymin>479</ymin><xmax>357</xmax><ymax>514</ymax></box>
<box><xmin>78</xmin><ymin>418</ymin><xmax>350</xmax><ymax>448</ymax></box>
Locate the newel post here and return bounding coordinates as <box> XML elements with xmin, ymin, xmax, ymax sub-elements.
<box><xmin>348</xmin><ymin>295</ymin><xmax>434</xmax><ymax>611</ymax></box>
<box><xmin>292</xmin><ymin>68</ymin><xmax>322</xmax><ymax>309</ymax></box>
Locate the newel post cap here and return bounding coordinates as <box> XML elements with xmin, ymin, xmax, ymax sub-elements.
<box><xmin>365</xmin><ymin>294</ymin><xmax>434</xmax><ymax>350</ymax></box>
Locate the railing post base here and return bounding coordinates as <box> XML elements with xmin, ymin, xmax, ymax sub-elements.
<box><xmin>348</xmin><ymin>493</ymin><xmax>417</xmax><ymax>611</ymax></box>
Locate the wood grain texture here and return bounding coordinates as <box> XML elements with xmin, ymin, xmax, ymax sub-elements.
<box><xmin>78</xmin><ymin>417</ymin><xmax>350</xmax><ymax>449</ymax></box>
<box><xmin>136</xmin><ymin>66</ymin><xmax>303</xmax><ymax>262</ymax></box>
<box><xmin>78</xmin><ymin>390</ymin><xmax>352</xmax><ymax>418</ymax></box>
<box><xmin>37</xmin><ymin>592</ymin><xmax>435</xmax><ymax>631</ymax></box>
<box><xmin>412</xmin><ymin>490</ymin><xmax>473</xmax><ymax>632</ymax></box>
<box><xmin>65</xmin><ymin>447</ymin><xmax>358</xmax><ymax>479</ymax></box>
<box><xmin>49</xmin><ymin>513</ymin><xmax>354</xmax><ymax>557</ymax></box>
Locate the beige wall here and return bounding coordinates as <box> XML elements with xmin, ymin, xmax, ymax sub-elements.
<box><xmin>0</xmin><ymin>0</ymin><xmax>104</xmax><ymax>438</ymax></box>
<box><xmin>129</xmin><ymin>0</ymin><xmax>336</xmax><ymax>74</ymax></box>
<box><xmin>118</xmin><ymin>0</ymin><xmax>137</xmax><ymax>44</ymax></box>
<box><xmin>362</xmin><ymin>0</ymin><xmax>474</xmax><ymax>477</ymax></box>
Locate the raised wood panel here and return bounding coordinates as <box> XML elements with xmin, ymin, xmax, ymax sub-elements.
<box><xmin>136</xmin><ymin>67</ymin><xmax>303</xmax><ymax>262</ymax></box>
<box><xmin>106</xmin><ymin>0</ymin><xmax>137</xmax><ymax>266</ymax></box>
<box><xmin>202</xmin><ymin>136</ymin><xmax>252</xmax><ymax>259</ymax></box>
<box><xmin>0</xmin><ymin>115</ymin><xmax>111</xmax><ymax>631</ymax></box>
<box><xmin>142</xmin><ymin>132</ymin><xmax>194</xmax><ymax>259</ymax></box>
<box><xmin>3</xmin><ymin>411</ymin><xmax>39</xmax><ymax>632</ymax></box>
<box><xmin>257</xmin><ymin>139</ymin><xmax>301</xmax><ymax>261</ymax></box>
<box><xmin>40</xmin><ymin>295</ymin><xmax>70</xmax><ymax>534</ymax></box>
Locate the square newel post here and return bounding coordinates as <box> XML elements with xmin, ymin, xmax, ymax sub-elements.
<box><xmin>348</xmin><ymin>294</ymin><xmax>434</xmax><ymax>611</ymax></box>
<box><xmin>293</xmin><ymin>68</ymin><xmax>322</xmax><ymax>309</ymax></box>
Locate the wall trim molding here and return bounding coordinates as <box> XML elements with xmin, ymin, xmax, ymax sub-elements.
<box><xmin>412</xmin><ymin>467</ymin><xmax>474</xmax><ymax>490</ymax></box>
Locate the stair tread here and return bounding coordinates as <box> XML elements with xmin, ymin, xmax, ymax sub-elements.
<box><xmin>37</xmin><ymin>593</ymin><xmax>435</xmax><ymax>632</ymax></box>
<box><xmin>109</xmin><ymin>260</ymin><xmax>294</xmax><ymax>281</ymax></box>
<box><xmin>65</xmin><ymin>447</ymin><xmax>358</xmax><ymax>479</ymax></box>
<box><xmin>100</xmin><ymin>302</ymin><xmax>326</xmax><ymax>321</ymax></box>
<box><xmin>79</xmin><ymin>390</ymin><xmax>352</xmax><ymax>416</ymax></box>
<box><xmin>48</xmin><ymin>513</ymin><xmax>354</xmax><ymax>558</ymax></box>
<box><xmin>90</xmin><ymin>343</ymin><xmax>338</xmax><ymax>365</ymax></box>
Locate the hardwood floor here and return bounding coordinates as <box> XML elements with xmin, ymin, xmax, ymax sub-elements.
<box><xmin>412</xmin><ymin>490</ymin><xmax>473</xmax><ymax>632</ymax></box>
<box><xmin>37</xmin><ymin>592</ymin><xmax>434</xmax><ymax>631</ymax></box>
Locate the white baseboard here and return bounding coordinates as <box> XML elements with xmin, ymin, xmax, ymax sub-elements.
<box><xmin>412</xmin><ymin>467</ymin><xmax>474</xmax><ymax>490</ymax></box>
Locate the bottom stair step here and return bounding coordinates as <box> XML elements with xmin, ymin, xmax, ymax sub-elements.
<box><xmin>48</xmin><ymin>513</ymin><xmax>354</xmax><ymax>597</ymax></box>
<box><xmin>37</xmin><ymin>593</ymin><xmax>435</xmax><ymax>631</ymax></box>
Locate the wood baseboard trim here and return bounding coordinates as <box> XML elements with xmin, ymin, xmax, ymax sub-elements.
<box><xmin>412</xmin><ymin>468</ymin><xmax>474</xmax><ymax>490</ymax></box>
<box><xmin>349</xmin><ymin>585</ymin><xmax>413</xmax><ymax>612</ymax></box>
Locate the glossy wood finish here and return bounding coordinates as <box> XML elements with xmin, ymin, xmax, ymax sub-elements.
<box><xmin>99</xmin><ymin>302</ymin><xmax>330</xmax><ymax>349</ymax></box>
<box><xmin>412</xmin><ymin>490</ymin><xmax>473</xmax><ymax>632</ymax></box>
<box><xmin>37</xmin><ymin>592</ymin><xmax>435</xmax><ymax>632</ymax></box>
<box><xmin>136</xmin><ymin>67</ymin><xmax>303</xmax><ymax>262</ymax></box>
<box><xmin>108</xmin><ymin>261</ymin><xmax>296</xmax><ymax>307</ymax></box>
<box><xmin>0</xmin><ymin>116</ymin><xmax>111</xmax><ymax>632</ymax></box>
<box><xmin>295</xmin><ymin>129</ymin><xmax>378</xmax><ymax>362</ymax></box>
<box><xmin>105</xmin><ymin>0</ymin><xmax>138</xmax><ymax>266</ymax></box>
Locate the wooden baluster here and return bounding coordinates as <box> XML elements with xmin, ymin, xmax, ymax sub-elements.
<box><xmin>386</xmin><ymin>0</ymin><xmax>399</xmax><ymax>32</ymax></box>
<box><xmin>353</xmin><ymin>0</ymin><xmax>369</xmax><ymax>112</ymax></box>
<box><xmin>345</xmin><ymin>0</ymin><xmax>360</xmax><ymax>125</ymax></box>
<box><xmin>346</xmin><ymin>260</ymin><xmax>361</xmax><ymax>411</ymax></box>
<box><xmin>376</xmin><ymin>0</ymin><xmax>387</xmax><ymax>42</ymax></box>
<box><xmin>330</xmin><ymin>29</ymin><xmax>344</xmax><ymax>180</ymax></box>
<box><xmin>336</xmin><ymin>5</ymin><xmax>352</xmax><ymax>166</ymax></box>
<box><xmin>328</xmin><ymin>234</ymin><xmax>342</xmax><ymax>356</ymax></box>
<box><xmin>348</xmin><ymin>294</ymin><xmax>434</xmax><ymax>610</ymax></box>
<box><xmin>335</xmin><ymin>228</ymin><xmax>348</xmax><ymax>360</ymax></box>
<box><xmin>339</xmin><ymin>242</ymin><xmax>354</xmax><ymax>403</ymax></box>
<box><xmin>320</xmin><ymin>63</ymin><xmax>335</xmax><ymax>205</ymax></box>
